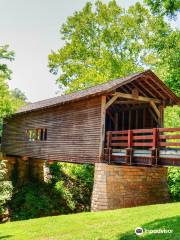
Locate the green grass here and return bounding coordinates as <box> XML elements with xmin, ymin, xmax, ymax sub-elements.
<box><xmin>0</xmin><ymin>202</ymin><xmax>180</xmax><ymax>240</ymax></box>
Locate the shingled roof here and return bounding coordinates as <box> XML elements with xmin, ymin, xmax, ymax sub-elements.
<box><xmin>16</xmin><ymin>70</ymin><xmax>180</xmax><ymax>115</ymax></box>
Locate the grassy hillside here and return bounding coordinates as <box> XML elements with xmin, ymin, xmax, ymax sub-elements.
<box><xmin>0</xmin><ymin>202</ymin><xmax>180</xmax><ymax>240</ymax></box>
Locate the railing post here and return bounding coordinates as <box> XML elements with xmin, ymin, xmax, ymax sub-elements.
<box><xmin>152</xmin><ymin>128</ymin><xmax>159</xmax><ymax>165</ymax></box>
<box><xmin>128</xmin><ymin>130</ymin><xmax>132</xmax><ymax>148</ymax></box>
<box><xmin>106</xmin><ymin>131</ymin><xmax>112</xmax><ymax>164</ymax></box>
<box><xmin>152</xmin><ymin>128</ymin><xmax>157</xmax><ymax>148</ymax></box>
<box><xmin>107</xmin><ymin>131</ymin><xmax>111</xmax><ymax>149</ymax></box>
<box><xmin>126</xmin><ymin>130</ymin><xmax>133</xmax><ymax>165</ymax></box>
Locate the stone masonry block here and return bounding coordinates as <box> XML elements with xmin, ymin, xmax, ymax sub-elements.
<box><xmin>91</xmin><ymin>163</ymin><xmax>169</xmax><ymax>211</ymax></box>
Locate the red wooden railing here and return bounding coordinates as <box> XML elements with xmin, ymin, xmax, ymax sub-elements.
<box><xmin>106</xmin><ymin>128</ymin><xmax>180</xmax><ymax>149</ymax></box>
<box><xmin>105</xmin><ymin>128</ymin><xmax>180</xmax><ymax>166</ymax></box>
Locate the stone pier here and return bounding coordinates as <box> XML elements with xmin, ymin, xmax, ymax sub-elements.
<box><xmin>29</xmin><ymin>159</ymin><xmax>50</xmax><ymax>182</ymax></box>
<box><xmin>91</xmin><ymin>163</ymin><xmax>169</xmax><ymax>211</ymax></box>
<box><xmin>1</xmin><ymin>154</ymin><xmax>50</xmax><ymax>183</ymax></box>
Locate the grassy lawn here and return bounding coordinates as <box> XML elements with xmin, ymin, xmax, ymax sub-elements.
<box><xmin>0</xmin><ymin>202</ymin><xmax>180</xmax><ymax>240</ymax></box>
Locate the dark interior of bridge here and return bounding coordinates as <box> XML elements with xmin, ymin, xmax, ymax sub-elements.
<box><xmin>105</xmin><ymin>102</ymin><xmax>159</xmax><ymax>132</ymax></box>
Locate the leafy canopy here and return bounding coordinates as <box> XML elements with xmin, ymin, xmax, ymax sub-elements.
<box><xmin>155</xmin><ymin>30</ymin><xmax>180</xmax><ymax>97</ymax></box>
<box><xmin>0</xmin><ymin>45</ymin><xmax>14</xmax><ymax>80</ymax></box>
<box><xmin>0</xmin><ymin>45</ymin><xmax>15</xmax><ymax>118</ymax></box>
<box><xmin>168</xmin><ymin>167</ymin><xmax>180</xmax><ymax>201</ymax></box>
<box><xmin>48</xmin><ymin>1</ymin><xmax>178</xmax><ymax>95</ymax></box>
<box><xmin>144</xmin><ymin>0</ymin><xmax>180</xmax><ymax>18</ymax></box>
<box><xmin>0</xmin><ymin>45</ymin><xmax>26</xmax><ymax>136</ymax></box>
<box><xmin>11</xmin><ymin>88</ymin><xmax>27</xmax><ymax>102</ymax></box>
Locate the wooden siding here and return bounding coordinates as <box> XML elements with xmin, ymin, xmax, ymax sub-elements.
<box><xmin>2</xmin><ymin>96</ymin><xmax>102</xmax><ymax>163</ymax></box>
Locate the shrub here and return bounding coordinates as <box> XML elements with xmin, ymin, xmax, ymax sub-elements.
<box><xmin>10</xmin><ymin>180</ymin><xmax>76</xmax><ymax>220</ymax></box>
<box><xmin>49</xmin><ymin>162</ymin><xmax>94</xmax><ymax>212</ymax></box>
<box><xmin>10</xmin><ymin>163</ymin><xmax>94</xmax><ymax>220</ymax></box>
<box><xmin>0</xmin><ymin>160</ymin><xmax>13</xmax><ymax>215</ymax></box>
<box><xmin>168</xmin><ymin>167</ymin><xmax>180</xmax><ymax>201</ymax></box>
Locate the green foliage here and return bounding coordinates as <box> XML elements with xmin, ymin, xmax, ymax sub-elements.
<box><xmin>164</xmin><ymin>106</ymin><xmax>180</xmax><ymax>128</ymax></box>
<box><xmin>10</xmin><ymin>181</ymin><xmax>74</xmax><ymax>220</ymax></box>
<box><xmin>10</xmin><ymin>163</ymin><xmax>94</xmax><ymax>220</ymax></box>
<box><xmin>0</xmin><ymin>160</ymin><xmax>13</xmax><ymax>214</ymax></box>
<box><xmin>0</xmin><ymin>76</ymin><xmax>26</xmax><ymax>136</ymax></box>
<box><xmin>48</xmin><ymin>1</ymin><xmax>180</xmax><ymax>209</ymax></box>
<box><xmin>0</xmin><ymin>45</ymin><xmax>14</xmax><ymax>80</ymax></box>
<box><xmin>0</xmin><ymin>76</ymin><xmax>14</xmax><ymax>119</ymax></box>
<box><xmin>10</xmin><ymin>182</ymin><xmax>53</xmax><ymax>220</ymax></box>
<box><xmin>50</xmin><ymin>162</ymin><xmax>94</xmax><ymax>212</ymax></box>
<box><xmin>144</xmin><ymin>0</ymin><xmax>180</xmax><ymax>18</ymax></box>
<box><xmin>155</xmin><ymin>31</ymin><xmax>180</xmax><ymax>97</ymax></box>
<box><xmin>54</xmin><ymin>180</ymin><xmax>75</xmax><ymax>211</ymax></box>
<box><xmin>165</xmin><ymin>106</ymin><xmax>180</xmax><ymax>202</ymax></box>
<box><xmin>168</xmin><ymin>167</ymin><xmax>180</xmax><ymax>201</ymax></box>
<box><xmin>48</xmin><ymin>1</ymin><xmax>178</xmax><ymax>95</ymax></box>
<box><xmin>11</xmin><ymin>88</ymin><xmax>27</xmax><ymax>102</ymax></box>
<box><xmin>0</xmin><ymin>45</ymin><xmax>26</xmax><ymax>136</ymax></box>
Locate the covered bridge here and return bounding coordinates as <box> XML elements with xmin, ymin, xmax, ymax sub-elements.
<box><xmin>1</xmin><ymin>70</ymin><xmax>180</xmax><ymax>211</ymax></box>
<box><xmin>2</xmin><ymin>69</ymin><xmax>180</xmax><ymax>166</ymax></box>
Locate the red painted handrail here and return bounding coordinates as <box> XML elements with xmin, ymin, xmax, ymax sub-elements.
<box><xmin>106</xmin><ymin>128</ymin><xmax>180</xmax><ymax>149</ymax></box>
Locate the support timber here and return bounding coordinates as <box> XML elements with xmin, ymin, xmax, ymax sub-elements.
<box><xmin>105</xmin><ymin>92</ymin><xmax>161</xmax><ymax>110</ymax></box>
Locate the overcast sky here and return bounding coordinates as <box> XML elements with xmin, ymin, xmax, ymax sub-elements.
<box><xmin>0</xmin><ymin>0</ymin><xmax>179</xmax><ymax>102</ymax></box>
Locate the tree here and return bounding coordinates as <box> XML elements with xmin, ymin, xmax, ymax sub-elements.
<box><xmin>0</xmin><ymin>45</ymin><xmax>14</xmax><ymax>80</ymax></box>
<box><xmin>0</xmin><ymin>45</ymin><xmax>15</xmax><ymax>120</ymax></box>
<box><xmin>0</xmin><ymin>83</ymin><xmax>26</xmax><ymax>136</ymax></box>
<box><xmin>48</xmin><ymin>1</ymin><xmax>177</xmax><ymax>94</ymax></box>
<box><xmin>11</xmin><ymin>88</ymin><xmax>27</xmax><ymax>102</ymax></box>
<box><xmin>144</xmin><ymin>0</ymin><xmax>180</xmax><ymax>18</ymax></box>
<box><xmin>0</xmin><ymin>45</ymin><xmax>26</xmax><ymax>136</ymax></box>
<box><xmin>0</xmin><ymin>160</ymin><xmax>13</xmax><ymax>216</ymax></box>
<box><xmin>48</xmin><ymin>1</ymin><xmax>180</xmax><ymax>182</ymax></box>
<box><xmin>168</xmin><ymin>167</ymin><xmax>180</xmax><ymax>201</ymax></box>
<box><xmin>152</xmin><ymin>30</ymin><xmax>180</xmax><ymax>97</ymax></box>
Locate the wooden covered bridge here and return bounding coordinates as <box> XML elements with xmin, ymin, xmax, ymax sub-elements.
<box><xmin>1</xmin><ymin>70</ymin><xmax>180</xmax><ymax>211</ymax></box>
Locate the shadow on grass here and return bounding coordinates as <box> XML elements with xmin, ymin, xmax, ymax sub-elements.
<box><xmin>0</xmin><ymin>235</ymin><xmax>12</xmax><ymax>239</ymax></box>
<box><xmin>118</xmin><ymin>216</ymin><xmax>180</xmax><ymax>240</ymax></box>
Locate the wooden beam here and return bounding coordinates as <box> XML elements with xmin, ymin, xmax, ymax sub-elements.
<box><xmin>105</xmin><ymin>95</ymin><xmax>119</xmax><ymax>110</ymax></box>
<box><xmin>132</xmin><ymin>88</ymin><xmax>139</xmax><ymax>98</ymax></box>
<box><xmin>143</xmin><ymin>78</ymin><xmax>166</xmax><ymax>100</ymax></box>
<box><xmin>105</xmin><ymin>91</ymin><xmax>160</xmax><ymax>110</ymax></box>
<box><xmin>159</xmin><ymin>105</ymin><xmax>164</xmax><ymax>127</ymax></box>
<box><xmin>147</xmin><ymin>76</ymin><xmax>174</xmax><ymax>102</ymax></box>
<box><xmin>150</xmin><ymin>101</ymin><xmax>160</xmax><ymax>119</ymax></box>
<box><xmin>120</xmin><ymin>86</ymin><xmax>129</xmax><ymax>93</ymax></box>
<box><xmin>148</xmin><ymin>108</ymin><xmax>159</xmax><ymax>124</ymax></box>
<box><xmin>99</xmin><ymin>96</ymin><xmax>106</xmax><ymax>161</ymax></box>
<box><xmin>137</xmin><ymin>78</ymin><xmax>158</xmax><ymax>99</ymax></box>
<box><xmin>130</xmin><ymin>82</ymin><xmax>147</xmax><ymax>97</ymax></box>
<box><xmin>115</xmin><ymin>100</ymin><xmax>146</xmax><ymax>105</ymax></box>
<box><xmin>112</xmin><ymin>92</ymin><xmax>160</xmax><ymax>104</ymax></box>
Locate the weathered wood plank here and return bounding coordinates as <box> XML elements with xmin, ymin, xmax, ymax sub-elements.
<box><xmin>2</xmin><ymin>96</ymin><xmax>102</xmax><ymax>164</ymax></box>
<box><xmin>150</xmin><ymin>101</ymin><xmax>160</xmax><ymax>119</ymax></box>
<box><xmin>113</xmin><ymin>92</ymin><xmax>161</xmax><ymax>103</ymax></box>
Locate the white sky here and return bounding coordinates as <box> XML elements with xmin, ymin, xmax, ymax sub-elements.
<box><xmin>0</xmin><ymin>0</ymin><xmax>179</xmax><ymax>102</ymax></box>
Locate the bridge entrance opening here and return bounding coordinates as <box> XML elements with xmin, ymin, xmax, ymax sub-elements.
<box><xmin>104</xmin><ymin>94</ymin><xmax>180</xmax><ymax>166</ymax></box>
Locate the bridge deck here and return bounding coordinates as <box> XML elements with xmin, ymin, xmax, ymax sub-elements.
<box><xmin>104</xmin><ymin>128</ymin><xmax>180</xmax><ymax>167</ymax></box>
